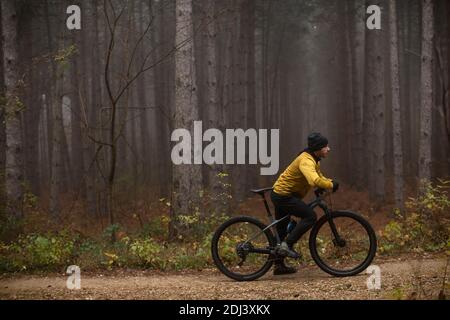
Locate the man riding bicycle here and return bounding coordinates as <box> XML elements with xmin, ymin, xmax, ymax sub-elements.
<box><xmin>271</xmin><ymin>132</ymin><xmax>339</xmax><ymax>275</ymax></box>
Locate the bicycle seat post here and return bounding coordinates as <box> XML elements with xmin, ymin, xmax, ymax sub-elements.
<box><xmin>263</xmin><ymin>194</ymin><xmax>282</xmax><ymax>240</ymax></box>
<box><xmin>262</xmin><ymin>194</ymin><xmax>273</xmax><ymax>218</ymax></box>
<box><xmin>250</xmin><ymin>188</ymin><xmax>274</xmax><ymax>219</ymax></box>
<box><xmin>251</xmin><ymin>187</ymin><xmax>281</xmax><ymax>245</ymax></box>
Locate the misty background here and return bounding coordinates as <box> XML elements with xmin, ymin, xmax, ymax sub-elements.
<box><xmin>1</xmin><ymin>0</ymin><xmax>449</xmax><ymax>238</ymax></box>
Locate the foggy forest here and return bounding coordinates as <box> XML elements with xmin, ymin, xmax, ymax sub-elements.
<box><xmin>0</xmin><ymin>0</ymin><xmax>449</xmax><ymax>300</ymax></box>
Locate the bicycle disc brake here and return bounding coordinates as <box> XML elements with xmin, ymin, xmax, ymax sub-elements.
<box><xmin>332</xmin><ymin>238</ymin><xmax>346</xmax><ymax>247</ymax></box>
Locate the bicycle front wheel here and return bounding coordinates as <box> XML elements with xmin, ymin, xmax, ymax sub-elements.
<box><xmin>309</xmin><ymin>211</ymin><xmax>377</xmax><ymax>277</ymax></box>
<box><xmin>211</xmin><ymin>216</ymin><xmax>276</xmax><ymax>281</ymax></box>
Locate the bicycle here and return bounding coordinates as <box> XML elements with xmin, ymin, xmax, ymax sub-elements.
<box><xmin>211</xmin><ymin>187</ymin><xmax>377</xmax><ymax>281</ymax></box>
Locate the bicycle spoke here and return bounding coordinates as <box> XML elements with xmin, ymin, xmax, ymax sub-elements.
<box><xmin>314</xmin><ymin>216</ymin><xmax>372</xmax><ymax>271</ymax></box>
<box><xmin>216</xmin><ymin>221</ymin><xmax>272</xmax><ymax>276</ymax></box>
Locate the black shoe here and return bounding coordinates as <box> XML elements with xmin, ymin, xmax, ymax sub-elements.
<box><xmin>276</xmin><ymin>242</ymin><xmax>301</xmax><ymax>259</ymax></box>
<box><xmin>273</xmin><ymin>260</ymin><xmax>297</xmax><ymax>275</ymax></box>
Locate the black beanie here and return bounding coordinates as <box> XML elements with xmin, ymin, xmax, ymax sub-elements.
<box><xmin>308</xmin><ymin>132</ymin><xmax>328</xmax><ymax>151</ymax></box>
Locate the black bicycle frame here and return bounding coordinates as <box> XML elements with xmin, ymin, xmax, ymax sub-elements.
<box><xmin>244</xmin><ymin>191</ymin><xmax>344</xmax><ymax>255</ymax></box>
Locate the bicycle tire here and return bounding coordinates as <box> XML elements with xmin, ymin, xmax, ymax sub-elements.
<box><xmin>309</xmin><ymin>210</ymin><xmax>377</xmax><ymax>277</ymax></box>
<box><xmin>211</xmin><ymin>216</ymin><xmax>277</xmax><ymax>281</ymax></box>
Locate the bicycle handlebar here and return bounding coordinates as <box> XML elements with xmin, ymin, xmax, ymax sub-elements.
<box><xmin>314</xmin><ymin>188</ymin><xmax>325</xmax><ymax>198</ymax></box>
<box><xmin>314</xmin><ymin>187</ymin><xmax>336</xmax><ymax>198</ymax></box>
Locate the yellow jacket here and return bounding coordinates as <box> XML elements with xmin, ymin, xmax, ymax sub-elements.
<box><xmin>273</xmin><ymin>151</ymin><xmax>333</xmax><ymax>198</ymax></box>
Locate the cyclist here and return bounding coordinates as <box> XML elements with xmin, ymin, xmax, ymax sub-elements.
<box><xmin>271</xmin><ymin>132</ymin><xmax>339</xmax><ymax>275</ymax></box>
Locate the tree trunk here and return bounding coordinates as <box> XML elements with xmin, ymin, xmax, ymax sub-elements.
<box><xmin>20</xmin><ymin>7</ymin><xmax>40</xmax><ymax>197</ymax></box>
<box><xmin>0</xmin><ymin>3</ymin><xmax>5</xmax><ymax>211</ymax></box>
<box><xmin>49</xmin><ymin>76</ymin><xmax>64</xmax><ymax>219</ymax></box>
<box><xmin>339</xmin><ymin>0</ymin><xmax>353</xmax><ymax>184</ymax></box>
<box><xmin>44</xmin><ymin>1</ymin><xmax>64</xmax><ymax>219</ymax></box>
<box><xmin>346</xmin><ymin>0</ymin><xmax>364</xmax><ymax>187</ymax></box>
<box><xmin>389</xmin><ymin>0</ymin><xmax>404</xmax><ymax>209</ymax></box>
<box><xmin>70</xmin><ymin>30</ymin><xmax>85</xmax><ymax>197</ymax></box>
<box><xmin>151</xmin><ymin>0</ymin><xmax>171</xmax><ymax>198</ymax></box>
<box><xmin>261</xmin><ymin>0</ymin><xmax>272</xmax><ymax>131</ymax></box>
<box><xmin>409</xmin><ymin>0</ymin><xmax>421</xmax><ymax>179</ymax></box>
<box><xmin>38</xmin><ymin>93</ymin><xmax>50</xmax><ymax>192</ymax></box>
<box><xmin>137</xmin><ymin>3</ymin><xmax>150</xmax><ymax>186</ymax></box>
<box><xmin>83</xmin><ymin>0</ymin><xmax>99</xmax><ymax>217</ymax></box>
<box><xmin>244</xmin><ymin>0</ymin><xmax>257</xmax><ymax>190</ymax></box>
<box><xmin>231</xmin><ymin>0</ymin><xmax>246</xmax><ymax>203</ymax></box>
<box><xmin>447</xmin><ymin>0</ymin><xmax>450</xmax><ymax>174</ymax></box>
<box><xmin>153</xmin><ymin>0</ymin><xmax>164</xmax><ymax>195</ymax></box>
<box><xmin>169</xmin><ymin>0</ymin><xmax>203</xmax><ymax>239</ymax></box>
<box><xmin>418</xmin><ymin>0</ymin><xmax>434</xmax><ymax>181</ymax></box>
<box><xmin>203</xmin><ymin>0</ymin><xmax>229</xmax><ymax>215</ymax></box>
<box><xmin>364</xmin><ymin>0</ymin><xmax>386</xmax><ymax>202</ymax></box>
<box><xmin>129</xmin><ymin>88</ymin><xmax>138</xmax><ymax>193</ymax></box>
<box><xmin>1</xmin><ymin>0</ymin><xmax>23</xmax><ymax>219</ymax></box>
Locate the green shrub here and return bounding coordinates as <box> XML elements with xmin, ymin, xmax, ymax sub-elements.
<box><xmin>0</xmin><ymin>232</ymin><xmax>76</xmax><ymax>271</ymax></box>
<box><xmin>173</xmin><ymin>212</ymin><xmax>229</xmax><ymax>242</ymax></box>
<box><xmin>172</xmin><ymin>252</ymin><xmax>208</xmax><ymax>270</ymax></box>
<box><xmin>140</xmin><ymin>216</ymin><xmax>169</xmax><ymax>239</ymax></box>
<box><xmin>169</xmin><ymin>236</ymin><xmax>212</xmax><ymax>271</ymax></box>
<box><xmin>0</xmin><ymin>215</ymin><xmax>24</xmax><ymax>242</ymax></box>
<box><xmin>74</xmin><ymin>239</ymin><xmax>104</xmax><ymax>270</ymax></box>
<box><xmin>102</xmin><ymin>223</ymin><xmax>121</xmax><ymax>241</ymax></box>
<box><xmin>0</xmin><ymin>231</ymin><xmax>217</xmax><ymax>272</ymax></box>
<box><xmin>129</xmin><ymin>238</ymin><xmax>164</xmax><ymax>268</ymax></box>
<box><xmin>379</xmin><ymin>179</ymin><xmax>449</xmax><ymax>254</ymax></box>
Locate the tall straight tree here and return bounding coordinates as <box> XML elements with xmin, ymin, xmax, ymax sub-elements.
<box><xmin>20</xmin><ymin>5</ymin><xmax>40</xmax><ymax>197</ymax></box>
<box><xmin>1</xmin><ymin>0</ymin><xmax>23</xmax><ymax>219</ymax></box>
<box><xmin>389</xmin><ymin>0</ymin><xmax>404</xmax><ymax>209</ymax></box>
<box><xmin>84</xmin><ymin>0</ymin><xmax>100</xmax><ymax>217</ymax></box>
<box><xmin>244</xmin><ymin>0</ymin><xmax>257</xmax><ymax>191</ymax></box>
<box><xmin>364</xmin><ymin>0</ymin><xmax>386</xmax><ymax>202</ymax></box>
<box><xmin>151</xmin><ymin>0</ymin><xmax>172</xmax><ymax>197</ymax></box>
<box><xmin>170</xmin><ymin>0</ymin><xmax>203</xmax><ymax>238</ymax></box>
<box><xmin>347</xmin><ymin>0</ymin><xmax>365</xmax><ymax>187</ymax></box>
<box><xmin>45</xmin><ymin>0</ymin><xmax>65</xmax><ymax>218</ymax></box>
<box><xmin>418</xmin><ymin>0</ymin><xmax>434</xmax><ymax>181</ymax></box>
<box><xmin>448</xmin><ymin>2</ymin><xmax>450</xmax><ymax>114</ymax></box>
<box><xmin>70</xmin><ymin>18</ymin><xmax>85</xmax><ymax>197</ymax></box>
<box><xmin>137</xmin><ymin>2</ymin><xmax>150</xmax><ymax>186</ymax></box>
<box><xmin>0</xmin><ymin>3</ymin><xmax>5</xmax><ymax>209</ymax></box>
<box><xmin>203</xmin><ymin>0</ymin><xmax>228</xmax><ymax>215</ymax></box>
<box><xmin>447</xmin><ymin>0</ymin><xmax>450</xmax><ymax>166</ymax></box>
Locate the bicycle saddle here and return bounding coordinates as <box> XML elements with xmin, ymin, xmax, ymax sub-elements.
<box><xmin>250</xmin><ymin>187</ymin><xmax>273</xmax><ymax>196</ymax></box>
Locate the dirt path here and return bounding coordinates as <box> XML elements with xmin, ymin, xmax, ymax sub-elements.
<box><xmin>0</xmin><ymin>256</ymin><xmax>448</xmax><ymax>300</ymax></box>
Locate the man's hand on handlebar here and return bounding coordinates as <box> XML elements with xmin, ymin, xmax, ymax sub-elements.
<box><xmin>315</xmin><ymin>181</ymin><xmax>339</xmax><ymax>197</ymax></box>
<box><xmin>332</xmin><ymin>180</ymin><xmax>339</xmax><ymax>193</ymax></box>
<box><xmin>314</xmin><ymin>188</ymin><xmax>326</xmax><ymax>197</ymax></box>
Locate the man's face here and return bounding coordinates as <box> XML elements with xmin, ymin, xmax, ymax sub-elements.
<box><xmin>316</xmin><ymin>145</ymin><xmax>330</xmax><ymax>158</ymax></box>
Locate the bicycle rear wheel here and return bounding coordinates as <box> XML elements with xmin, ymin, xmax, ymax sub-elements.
<box><xmin>309</xmin><ymin>211</ymin><xmax>377</xmax><ymax>277</ymax></box>
<box><xmin>211</xmin><ymin>216</ymin><xmax>276</xmax><ymax>281</ymax></box>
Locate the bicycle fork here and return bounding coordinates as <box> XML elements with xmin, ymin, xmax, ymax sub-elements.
<box><xmin>324</xmin><ymin>209</ymin><xmax>346</xmax><ymax>247</ymax></box>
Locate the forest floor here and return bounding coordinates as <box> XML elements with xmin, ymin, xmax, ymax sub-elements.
<box><xmin>0</xmin><ymin>253</ymin><xmax>448</xmax><ymax>300</ymax></box>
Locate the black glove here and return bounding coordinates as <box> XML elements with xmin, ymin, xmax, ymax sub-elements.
<box><xmin>314</xmin><ymin>188</ymin><xmax>325</xmax><ymax>197</ymax></box>
<box><xmin>332</xmin><ymin>180</ymin><xmax>339</xmax><ymax>193</ymax></box>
